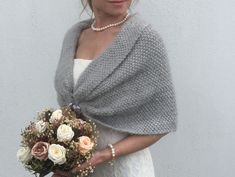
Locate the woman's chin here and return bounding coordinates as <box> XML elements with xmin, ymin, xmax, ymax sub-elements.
<box><xmin>107</xmin><ymin>9</ymin><xmax>129</xmax><ymax>17</ymax></box>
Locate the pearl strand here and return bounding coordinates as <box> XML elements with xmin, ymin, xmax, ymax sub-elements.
<box><xmin>107</xmin><ymin>143</ymin><xmax>116</xmax><ymax>166</ymax></box>
<box><xmin>91</xmin><ymin>12</ymin><xmax>130</xmax><ymax>32</ymax></box>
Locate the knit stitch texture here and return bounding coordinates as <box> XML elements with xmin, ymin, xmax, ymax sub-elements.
<box><xmin>54</xmin><ymin>12</ymin><xmax>178</xmax><ymax>135</ymax></box>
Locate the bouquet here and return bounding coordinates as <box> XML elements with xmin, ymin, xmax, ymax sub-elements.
<box><xmin>16</xmin><ymin>104</ymin><xmax>98</xmax><ymax>177</ymax></box>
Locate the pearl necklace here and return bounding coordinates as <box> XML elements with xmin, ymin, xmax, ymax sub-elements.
<box><xmin>91</xmin><ymin>12</ymin><xmax>130</xmax><ymax>32</ymax></box>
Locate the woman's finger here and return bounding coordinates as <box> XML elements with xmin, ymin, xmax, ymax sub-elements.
<box><xmin>53</xmin><ymin>169</ymin><xmax>70</xmax><ymax>177</ymax></box>
<box><xmin>51</xmin><ymin>174</ymin><xmax>63</xmax><ymax>177</ymax></box>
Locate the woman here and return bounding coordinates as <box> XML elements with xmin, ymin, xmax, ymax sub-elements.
<box><xmin>53</xmin><ymin>0</ymin><xmax>177</xmax><ymax>176</ymax></box>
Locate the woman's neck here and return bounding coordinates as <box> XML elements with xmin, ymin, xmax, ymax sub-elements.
<box><xmin>92</xmin><ymin>11</ymin><xmax>129</xmax><ymax>28</ymax></box>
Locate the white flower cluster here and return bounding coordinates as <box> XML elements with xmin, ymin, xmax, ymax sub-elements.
<box><xmin>16</xmin><ymin>146</ymin><xmax>32</xmax><ymax>163</ymax></box>
<box><xmin>17</xmin><ymin>109</ymin><xmax>94</xmax><ymax>166</ymax></box>
<box><xmin>49</xmin><ymin>109</ymin><xmax>63</xmax><ymax>123</ymax></box>
<box><xmin>17</xmin><ymin>109</ymin><xmax>70</xmax><ymax>165</ymax></box>
<box><xmin>48</xmin><ymin>144</ymin><xmax>66</xmax><ymax>165</ymax></box>
<box><xmin>57</xmin><ymin>124</ymin><xmax>74</xmax><ymax>142</ymax></box>
<box><xmin>17</xmin><ymin>143</ymin><xmax>67</xmax><ymax>165</ymax></box>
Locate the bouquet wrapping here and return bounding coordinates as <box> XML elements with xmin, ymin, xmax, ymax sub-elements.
<box><xmin>16</xmin><ymin>104</ymin><xmax>98</xmax><ymax>177</ymax></box>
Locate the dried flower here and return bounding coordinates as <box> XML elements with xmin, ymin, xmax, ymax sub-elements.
<box><xmin>77</xmin><ymin>136</ymin><xmax>94</xmax><ymax>155</ymax></box>
<box><xmin>49</xmin><ymin>109</ymin><xmax>63</xmax><ymax>124</ymax></box>
<box><xmin>48</xmin><ymin>144</ymin><xmax>66</xmax><ymax>165</ymax></box>
<box><xmin>17</xmin><ymin>105</ymin><xmax>97</xmax><ymax>177</ymax></box>
<box><xmin>31</xmin><ymin>141</ymin><xmax>49</xmax><ymax>161</ymax></box>
<box><xmin>17</xmin><ymin>146</ymin><xmax>32</xmax><ymax>163</ymax></box>
<box><xmin>57</xmin><ymin>124</ymin><xmax>75</xmax><ymax>142</ymax></box>
<box><xmin>35</xmin><ymin>120</ymin><xmax>47</xmax><ymax>133</ymax></box>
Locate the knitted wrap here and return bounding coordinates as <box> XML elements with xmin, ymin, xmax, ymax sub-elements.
<box><xmin>54</xmin><ymin>12</ymin><xmax>178</xmax><ymax>135</ymax></box>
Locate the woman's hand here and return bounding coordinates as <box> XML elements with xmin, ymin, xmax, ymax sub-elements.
<box><xmin>51</xmin><ymin>148</ymin><xmax>112</xmax><ymax>177</ymax></box>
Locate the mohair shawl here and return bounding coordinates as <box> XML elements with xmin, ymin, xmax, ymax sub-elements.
<box><xmin>54</xmin><ymin>12</ymin><xmax>178</xmax><ymax>135</ymax></box>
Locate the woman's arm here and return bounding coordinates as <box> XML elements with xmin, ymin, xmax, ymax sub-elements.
<box><xmin>53</xmin><ymin>133</ymin><xmax>168</xmax><ymax>177</ymax></box>
<box><xmin>101</xmin><ymin>133</ymin><xmax>168</xmax><ymax>162</ymax></box>
<box><xmin>52</xmin><ymin>133</ymin><xmax>168</xmax><ymax>177</ymax></box>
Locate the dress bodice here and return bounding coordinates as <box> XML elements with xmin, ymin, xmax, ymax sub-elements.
<box><xmin>73</xmin><ymin>58</ymin><xmax>93</xmax><ymax>88</ymax></box>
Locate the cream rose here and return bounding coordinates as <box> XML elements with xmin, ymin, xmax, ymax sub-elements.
<box><xmin>78</xmin><ymin>136</ymin><xmax>94</xmax><ymax>154</ymax></box>
<box><xmin>48</xmin><ymin>144</ymin><xmax>66</xmax><ymax>164</ymax></box>
<box><xmin>16</xmin><ymin>146</ymin><xmax>32</xmax><ymax>163</ymax></box>
<box><xmin>49</xmin><ymin>109</ymin><xmax>63</xmax><ymax>123</ymax></box>
<box><xmin>31</xmin><ymin>141</ymin><xmax>49</xmax><ymax>161</ymax></box>
<box><xmin>57</xmin><ymin>124</ymin><xmax>74</xmax><ymax>142</ymax></box>
<box><xmin>35</xmin><ymin>120</ymin><xmax>47</xmax><ymax>133</ymax></box>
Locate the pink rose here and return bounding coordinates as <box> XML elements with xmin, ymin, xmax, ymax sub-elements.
<box><xmin>31</xmin><ymin>141</ymin><xmax>50</xmax><ymax>161</ymax></box>
<box><xmin>77</xmin><ymin>136</ymin><xmax>94</xmax><ymax>155</ymax></box>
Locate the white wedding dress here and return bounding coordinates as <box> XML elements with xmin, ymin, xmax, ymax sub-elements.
<box><xmin>73</xmin><ymin>58</ymin><xmax>156</xmax><ymax>177</ymax></box>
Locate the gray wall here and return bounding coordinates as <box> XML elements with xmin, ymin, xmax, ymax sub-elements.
<box><xmin>0</xmin><ymin>0</ymin><xmax>234</xmax><ymax>177</ymax></box>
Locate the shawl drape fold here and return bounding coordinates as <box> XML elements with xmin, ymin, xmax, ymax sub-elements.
<box><xmin>54</xmin><ymin>12</ymin><xmax>178</xmax><ymax>135</ymax></box>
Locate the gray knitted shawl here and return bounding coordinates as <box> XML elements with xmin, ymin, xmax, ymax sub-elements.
<box><xmin>54</xmin><ymin>12</ymin><xmax>177</xmax><ymax>135</ymax></box>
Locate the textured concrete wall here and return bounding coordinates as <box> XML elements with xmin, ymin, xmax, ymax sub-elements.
<box><xmin>0</xmin><ymin>0</ymin><xmax>235</xmax><ymax>177</ymax></box>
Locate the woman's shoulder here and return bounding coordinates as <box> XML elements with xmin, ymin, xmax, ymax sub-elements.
<box><xmin>127</xmin><ymin>13</ymin><xmax>166</xmax><ymax>47</ymax></box>
<box><xmin>62</xmin><ymin>18</ymin><xmax>92</xmax><ymax>42</ymax></box>
<box><xmin>133</xmin><ymin>25</ymin><xmax>167</xmax><ymax>60</ymax></box>
<box><xmin>130</xmin><ymin>16</ymin><xmax>168</xmax><ymax>61</ymax></box>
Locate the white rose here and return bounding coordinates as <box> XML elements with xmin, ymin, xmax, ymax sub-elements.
<box><xmin>16</xmin><ymin>146</ymin><xmax>32</xmax><ymax>164</ymax></box>
<box><xmin>49</xmin><ymin>109</ymin><xmax>63</xmax><ymax>123</ymax></box>
<box><xmin>57</xmin><ymin>124</ymin><xmax>74</xmax><ymax>142</ymax></box>
<box><xmin>48</xmin><ymin>144</ymin><xmax>66</xmax><ymax>165</ymax></box>
<box><xmin>35</xmin><ymin>120</ymin><xmax>47</xmax><ymax>133</ymax></box>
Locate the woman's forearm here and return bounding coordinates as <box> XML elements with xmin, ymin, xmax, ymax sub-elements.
<box><xmin>100</xmin><ymin>133</ymin><xmax>168</xmax><ymax>162</ymax></box>
<box><xmin>54</xmin><ymin>133</ymin><xmax>170</xmax><ymax>176</ymax></box>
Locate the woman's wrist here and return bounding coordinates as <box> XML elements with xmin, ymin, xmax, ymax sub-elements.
<box><xmin>100</xmin><ymin>147</ymin><xmax>113</xmax><ymax>163</ymax></box>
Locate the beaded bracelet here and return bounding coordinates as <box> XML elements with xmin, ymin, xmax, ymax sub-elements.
<box><xmin>107</xmin><ymin>143</ymin><xmax>116</xmax><ymax>166</ymax></box>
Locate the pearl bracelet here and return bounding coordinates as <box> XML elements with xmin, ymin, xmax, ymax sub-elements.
<box><xmin>107</xmin><ymin>143</ymin><xmax>116</xmax><ymax>166</ymax></box>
